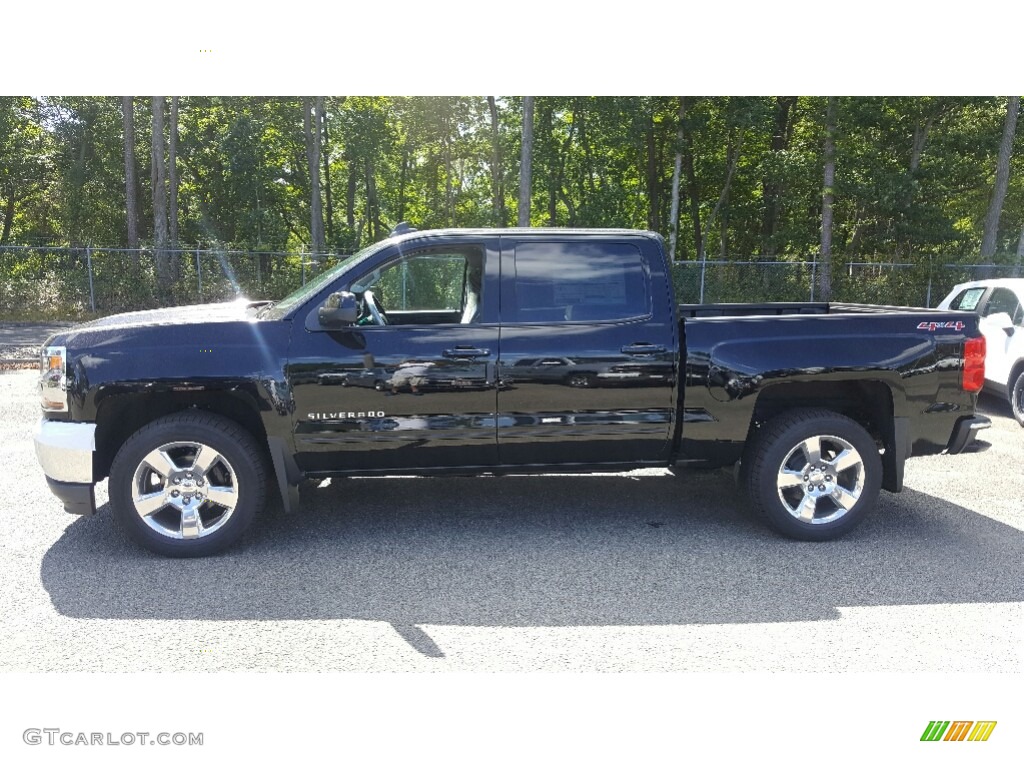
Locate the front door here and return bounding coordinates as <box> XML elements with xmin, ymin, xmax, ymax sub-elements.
<box><xmin>288</xmin><ymin>238</ymin><xmax>501</xmax><ymax>473</ymax></box>
<box><xmin>978</xmin><ymin>286</ymin><xmax>1024</xmax><ymax>389</ymax></box>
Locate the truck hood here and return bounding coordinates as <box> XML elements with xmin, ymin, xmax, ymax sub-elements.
<box><xmin>71</xmin><ymin>298</ymin><xmax>261</xmax><ymax>331</ymax></box>
<box><xmin>43</xmin><ymin>299</ymin><xmax>274</xmax><ymax>349</ymax></box>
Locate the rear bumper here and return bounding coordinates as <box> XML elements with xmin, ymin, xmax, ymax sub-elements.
<box><xmin>946</xmin><ymin>416</ymin><xmax>991</xmax><ymax>454</ymax></box>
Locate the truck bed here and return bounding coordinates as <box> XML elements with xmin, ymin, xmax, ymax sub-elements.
<box><xmin>678</xmin><ymin>302</ymin><xmax>950</xmax><ymax>318</ymax></box>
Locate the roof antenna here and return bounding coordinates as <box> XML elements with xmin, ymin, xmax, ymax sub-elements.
<box><xmin>390</xmin><ymin>221</ymin><xmax>417</xmax><ymax>236</ymax></box>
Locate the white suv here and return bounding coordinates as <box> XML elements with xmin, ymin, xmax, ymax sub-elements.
<box><xmin>937</xmin><ymin>278</ymin><xmax>1024</xmax><ymax>425</ymax></box>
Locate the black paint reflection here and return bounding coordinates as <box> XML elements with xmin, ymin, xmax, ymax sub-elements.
<box><xmin>508</xmin><ymin>356</ymin><xmax>675</xmax><ymax>389</ymax></box>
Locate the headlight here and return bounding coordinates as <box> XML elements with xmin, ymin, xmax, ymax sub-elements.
<box><xmin>40</xmin><ymin>345</ymin><xmax>68</xmax><ymax>412</ymax></box>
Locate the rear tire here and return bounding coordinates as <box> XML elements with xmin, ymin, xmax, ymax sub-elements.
<box><xmin>109</xmin><ymin>411</ymin><xmax>266</xmax><ymax>557</ymax></box>
<box><xmin>746</xmin><ymin>409</ymin><xmax>881</xmax><ymax>541</ymax></box>
<box><xmin>1010</xmin><ymin>369</ymin><xmax>1024</xmax><ymax>426</ymax></box>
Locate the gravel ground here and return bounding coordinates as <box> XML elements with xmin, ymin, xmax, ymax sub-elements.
<box><xmin>0</xmin><ymin>322</ymin><xmax>73</xmax><ymax>366</ymax></box>
<box><xmin>1</xmin><ymin>369</ymin><xmax>1021</xmax><ymax>672</ymax></box>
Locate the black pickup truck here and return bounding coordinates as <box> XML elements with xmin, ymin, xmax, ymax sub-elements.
<box><xmin>34</xmin><ymin>227</ymin><xmax>990</xmax><ymax>556</ymax></box>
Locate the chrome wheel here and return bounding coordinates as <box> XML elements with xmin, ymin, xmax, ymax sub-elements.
<box><xmin>131</xmin><ymin>441</ymin><xmax>239</xmax><ymax>540</ymax></box>
<box><xmin>775</xmin><ymin>434</ymin><xmax>865</xmax><ymax>525</ymax></box>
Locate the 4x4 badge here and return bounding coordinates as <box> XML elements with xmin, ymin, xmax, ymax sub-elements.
<box><xmin>917</xmin><ymin>321</ymin><xmax>965</xmax><ymax>332</ymax></box>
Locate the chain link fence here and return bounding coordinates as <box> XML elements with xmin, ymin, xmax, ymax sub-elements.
<box><xmin>672</xmin><ymin>259</ymin><xmax>1024</xmax><ymax>307</ymax></box>
<box><xmin>0</xmin><ymin>246</ymin><xmax>349</xmax><ymax>320</ymax></box>
<box><xmin>1</xmin><ymin>245</ymin><xmax>1022</xmax><ymax>321</ymax></box>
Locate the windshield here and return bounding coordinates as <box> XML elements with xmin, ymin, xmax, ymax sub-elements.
<box><xmin>258</xmin><ymin>239</ymin><xmax>394</xmax><ymax>320</ymax></box>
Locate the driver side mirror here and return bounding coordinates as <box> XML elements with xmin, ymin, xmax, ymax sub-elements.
<box><xmin>318</xmin><ymin>291</ymin><xmax>359</xmax><ymax>327</ymax></box>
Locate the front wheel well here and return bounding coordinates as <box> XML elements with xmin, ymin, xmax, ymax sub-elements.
<box><xmin>93</xmin><ymin>390</ymin><xmax>268</xmax><ymax>481</ymax></box>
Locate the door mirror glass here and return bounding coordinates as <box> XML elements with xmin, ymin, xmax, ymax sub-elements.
<box><xmin>318</xmin><ymin>291</ymin><xmax>359</xmax><ymax>327</ymax></box>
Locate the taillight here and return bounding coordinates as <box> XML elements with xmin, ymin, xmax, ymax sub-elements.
<box><xmin>962</xmin><ymin>336</ymin><xmax>986</xmax><ymax>392</ymax></box>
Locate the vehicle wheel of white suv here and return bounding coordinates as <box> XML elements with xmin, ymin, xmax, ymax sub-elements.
<box><xmin>1011</xmin><ymin>369</ymin><xmax>1024</xmax><ymax>426</ymax></box>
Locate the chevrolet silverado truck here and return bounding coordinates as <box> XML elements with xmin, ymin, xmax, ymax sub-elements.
<box><xmin>34</xmin><ymin>227</ymin><xmax>990</xmax><ymax>556</ymax></box>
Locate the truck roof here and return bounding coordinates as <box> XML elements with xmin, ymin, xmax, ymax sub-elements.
<box><xmin>386</xmin><ymin>227</ymin><xmax>663</xmax><ymax>243</ymax></box>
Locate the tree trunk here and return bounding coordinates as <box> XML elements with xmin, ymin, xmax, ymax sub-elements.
<box><xmin>397</xmin><ymin>145</ymin><xmax>408</xmax><ymax>223</ymax></box>
<box><xmin>122</xmin><ymin>96</ymin><xmax>139</xmax><ymax>250</ymax></box>
<box><xmin>548</xmin><ymin>105</ymin><xmax>576</xmax><ymax>227</ymax></box>
<box><xmin>817</xmin><ymin>97</ymin><xmax>838</xmax><ymax>302</ymax></box>
<box><xmin>1015</xmin><ymin>226</ymin><xmax>1024</xmax><ymax>277</ymax></box>
<box><xmin>668</xmin><ymin>98</ymin><xmax>685</xmax><ymax>259</ymax></box>
<box><xmin>0</xmin><ymin>194</ymin><xmax>14</xmax><ymax>245</ymax></box>
<box><xmin>365</xmin><ymin>158</ymin><xmax>382</xmax><ymax>240</ymax></box>
<box><xmin>487</xmin><ymin>96</ymin><xmax>506</xmax><ymax>227</ymax></box>
<box><xmin>345</xmin><ymin>152</ymin><xmax>357</xmax><ymax>231</ymax></box>
<box><xmin>321</xmin><ymin>99</ymin><xmax>333</xmax><ymax>245</ymax></box>
<box><xmin>646</xmin><ymin>111</ymin><xmax>659</xmax><ymax>231</ymax></box>
<box><xmin>898</xmin><ymin>110</ymin><xmax>938</xmax><ymax>256</ymax></box>
<box><xmin>151</xmin><ymin>96</ymin><xmax>171</xmax><ymax>285</ymax></box>
<box><xmin>443</xmin><ymin>131</ymin><xmax>454</xmax><ymax>227</ymax></box>
<box><xmin>578</xmin><ymin>98</ymin><xmax>598</xmax><ymax>198</ymax></box>
<box><xmin>560</xmin><ymin>111</ymin><xmax>578</xmax><ymax>225</ymax></box>
<box><xmin>909</xmin><ymin>118</ymin><xmax>931</xmax><ymax>178</ymax></box>
<box><xmin>168</xmin><ymin>97</ymin><xmax>179</xmax><ymax>247</ymax></box>
<box><xmin>719</xmin><ymin>201</ymin><xmax>729</xmax><ymax>259</ymax></box>
<box><xmin>68</xmin><ymin>128</ymin><xmax>88</xmax><ymax>246</ymax></box>
<box><xmin>681</xmin><ymin>98</ymin><xmax>702</xmax><ymax>261</ymax></box>
<box><xmin>518</xmin><ymin>96</ymin><xmax>534</xmax><ymax>227</ymax></box>
<box><xmin>439</xmin><ymin>104</ymin><xmax>455</xmax><ymax>227</ymax></box>
<box><xmin>760</xmin><ymin>96</ymin><xmax>797</xmax><ymax>257</ymax></box>
<box><xmin>980</xmin><ymin>96</ymin><xmax>1020</xmax><ymax>261</ymax></box>
<box><xmin>700</xmin><ymin>129</ymin><xmax>743</xmax><ymax>260</ymax></box>
<box><xmin>304</xmin><ymin>97</ymin><xmax>326</xmax><ymax>253</ymax></box>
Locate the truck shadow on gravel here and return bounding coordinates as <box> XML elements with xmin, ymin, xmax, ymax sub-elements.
<box><xmin>41</xmin><ymin>471</ymin><xmax>1024</xmax><ymax>657</ymax></box>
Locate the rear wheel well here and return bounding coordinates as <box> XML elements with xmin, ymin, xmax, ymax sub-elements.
<box><xmin>749</xmin><ymin>380</ymin><xmax>894</xmax><ymax>445</ymax></box>
<box><xmin>1008</xmin><ymin>359</ymin><xmax>1024</xmax><ymax>392</ymax></box>
<box><xmin>94</xmin><ymin>390</ymin><xmax>268</xmax><ymax>481</ymax></box>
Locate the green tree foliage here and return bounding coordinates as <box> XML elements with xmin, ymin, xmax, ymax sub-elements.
<box><xmin>1</xmin><ymin>95</ymin><xmax>1021</xmax><ymax>264</ymax></box>
<box><xmin>0</xmin><ymin>97</ymin><xmax>52</xmax><ymax>244</ymax></box>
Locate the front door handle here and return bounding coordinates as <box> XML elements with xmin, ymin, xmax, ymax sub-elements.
<box><xmin>621</xmin><ymin>343</ymin><xmax>666</xmax><ymax>355</ymax></box>
<box><xmin>443</xmin><ymin>347</ymin><xmax>490</xmax><ymax>359</ymax></box>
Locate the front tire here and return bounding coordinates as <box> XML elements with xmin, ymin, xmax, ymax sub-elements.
<box><xmin>1010</xmin><ymin>369</ymin><xmax>1024</xmax><ymax>426</ymax></box>
<box><xmin>109</xmin><ymin>412</ymin><xmax>266</xmax><ymax>557</ymax></box>
<box><xmin>746</xmin><ymin>409</ymin><xmax>881</xmax><ymax>541</ymax></box>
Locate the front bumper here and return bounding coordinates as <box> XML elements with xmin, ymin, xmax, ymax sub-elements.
<box><xmin>45</xmin><ymin>477</ymin><xmax>96</xmax><ymax>516</ymax></box>
<box><xmin>34</xmin><ymin>419</ymin><xmax>97</xmax><ymax>515</ymax></box>
<box><xmin>946</xmin><ymin>415</ymin><xmax>991</xmax><ymax>454</ymax></box>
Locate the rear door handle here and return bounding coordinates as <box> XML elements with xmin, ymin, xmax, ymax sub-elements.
<box><xmin>443</xmin><ymin>347</ymin><xmax>490</xmax><ymax>359</ymax></box>
<box><xmin>621</xmin><ymin>343</ymin><xmax>666</xmax><ymax>355</ymax></box>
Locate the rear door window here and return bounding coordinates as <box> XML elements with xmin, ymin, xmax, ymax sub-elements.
<box><xmin>510</xmin><ymin>242</ymin><xmax>648</xmax><ymax>323</ymax></box>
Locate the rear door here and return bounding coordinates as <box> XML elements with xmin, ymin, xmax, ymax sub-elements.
<box><xmin>496</xmin><ymin>235</ymin><xmax>678</xmax><ymax>467</ymax></box>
